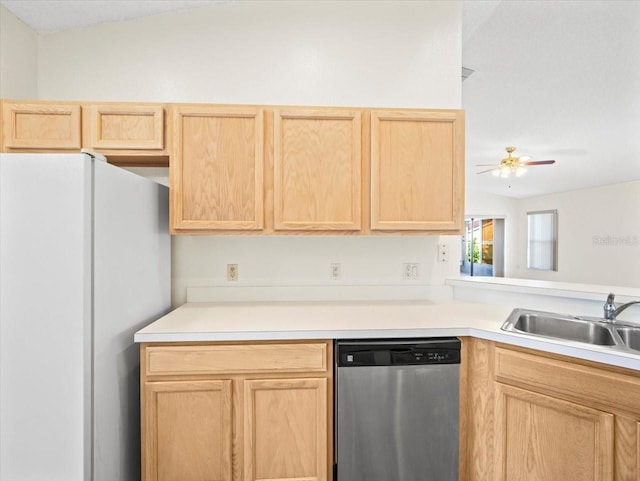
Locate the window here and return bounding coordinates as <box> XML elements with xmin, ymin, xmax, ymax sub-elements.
<box><xmin>527</xmin><ymin>210</ymin><xmax>558</xmax><ymax>271</ymax></box>
<box><xmin>460</xmin><ymin>217</ymin><xmax>505</xmax><ymax>277</ymax></box>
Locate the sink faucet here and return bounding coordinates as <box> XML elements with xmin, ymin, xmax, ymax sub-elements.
<box><xmin>604</xmin><ymin>293</ymin><xmax>640</xmax><ymax>321</ymax></box>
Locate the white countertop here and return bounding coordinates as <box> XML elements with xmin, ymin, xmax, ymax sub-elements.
<box><xmin>135</xmin><ymin>300</ymin><xmax>640</xmax><ymax>371</ymax></box>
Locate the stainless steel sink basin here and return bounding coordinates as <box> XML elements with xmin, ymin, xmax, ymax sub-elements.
<box><xmin>509</xmin><ymin>312</ymin><xmax>616</xmax><ymax>346</ymax></box>
<box><xmin>615</xmin><ymin>327</ymin><xmax>640</xmax><ymax>352</ymax></box>
<box><xmin>501</xmin><ymin>308</ymin><xmax>640</xmax><ymax>354</ymax></box>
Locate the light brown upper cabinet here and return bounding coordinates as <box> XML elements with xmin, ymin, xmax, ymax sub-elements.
<box><xmin>370</xmin><ymin>109</ymin><xmax>464</xmax><ymax>233</ymax></box>
<box><xmin>1</xmin><ymin>100</ymin><xmax>81</xmax><ymax>151</ymax></box>
<box><xmin>2</xmin><ymin>99</ymin><xmax>465</xmax><ymax>235</ymax></box>
<box><xmin>82</xmin><ymin>103</ymin><xmax>166</xmax><ymax>156</ymax></box>
<box><xmin>1</xmin><ymin>100</ymin><xmax>169</xmax><ymax>166</ymax></box>
<box><xmin>274</xmin><ymin>109</ymin><xmax>362</xmax><ymax>231</ymax></box>
<box><xmin>170</xmin><ymin>105</ymin><xmax>264</xmax><ymax>232</ymax></box>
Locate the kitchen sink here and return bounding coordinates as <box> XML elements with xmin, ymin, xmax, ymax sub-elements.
<box><xmin>615</xmin><ymin>327</ymin><xmax>640</xmax><ymax>352</ymax></box>
<box><xmin>509</xmin><ymin>312</ymin><xmax>616</xmax><ymax>346</ymax></box>
<box><xmin>501</xmin><ymin>308</ymin><xmax>640</xmax><ymax>353</ymax></box>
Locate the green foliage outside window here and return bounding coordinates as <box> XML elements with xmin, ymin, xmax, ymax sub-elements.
<box><xmin>467</xmin><ymin>237</ymin><xmax>480</xmax><ymax>263</ymax></box>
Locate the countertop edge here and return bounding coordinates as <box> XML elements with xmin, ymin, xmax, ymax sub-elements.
<box><xmin>135</xmin><ymin>325</ymin><xmax>640</xmax><ymax>372</ymax></box>
<box><xmin>446</xmin><ymin>277</ymin><xmax>640</xmax><ymax>302</ymax></box>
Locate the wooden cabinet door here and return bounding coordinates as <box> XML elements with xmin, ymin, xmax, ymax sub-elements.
<box><xmin>143</xmin><ymin>380</ymin><xmax>232</xmax><ymax>481</ymax></box>
<box><xmin>84</xmin><ymin>103</ymin><xmax>164</xmax><ymax>150</ymax></box>
<box><xmin>370</xmin><ymin>110</ymin><xmax>464</xmax><ymax>232</ymax></box>
<box><xmin>274</xmin><ymin>109</ymin><xmax>361</xmax><ymax>231</ymax></box>
<box><xmin>171</xmin><ymin>105</ymin><xmax>264</xmax><ymax>231</ymax></box>
<box><xmin>494</xmin><ymin>383</ymin><xmax>614</xmax><ymax>481</ymax></box>
<box><xmin>243</xmin><ymin>378</ymin><xmax>327</xmax><ymax>481</ymax></box>
<box><xmin>614</xmin><ymin>416</ymin><xmax>640</xmax><ymax>481</ymax></box>
<box><xmin>2</xmin><ymin>101</ymin><xmax>81</xmax><ymax>150</ymax></box>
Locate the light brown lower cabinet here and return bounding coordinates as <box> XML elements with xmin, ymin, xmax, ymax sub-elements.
<box><xmin>141</xmin><ymin>341</ymin><xmax>332</xmax><ymax>481</ymax></box>
<box><xmin>464</xmin><ymin>338</ymin><xmax>640</xmax><ymax>481</ymax></box>
<box><xmin>244</xmin><ymin>378</ymin><xmax>327</xmax><ymax>481</ymax></box>
<box><xmin>494</xmin><ymin>383</ymin><xmax>614</xmax><ymax>481</ymax></box>
<box><xmin>141</xmin><ymin>338</ymin><xmax>640</xmax><ymax>481</ymax></box>
<box><xmin>144</xmin><ymin>380</ymin><xmax>233</xmax><ymax>481</ymax></box>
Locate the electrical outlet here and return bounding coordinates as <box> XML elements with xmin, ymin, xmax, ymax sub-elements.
<box><xmin>331</xmin><ymin>263</ymin><xmax>341</xmax><ymax>281</ymax></box>
<box><xmin>227</xmin><ymin>263</ymin><xmax>238</xmax><ymax>281</ymax></box>
<box><xmin>439</xmin><ymin>244</ymin><xmax>449</xmax><ymax>262</ymax></box>
<box><xmin>403</xmin><ymin>263</ymin><xmax>419</xmax><ymax>280</ymax></box>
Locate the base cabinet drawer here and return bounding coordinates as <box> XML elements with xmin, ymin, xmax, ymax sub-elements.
<box><xmin>146</xmin><ymin>342</ymin><xmax>329</xmax><ymax>376</ymax></box>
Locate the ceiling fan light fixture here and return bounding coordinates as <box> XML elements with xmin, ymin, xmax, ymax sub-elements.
<box><xmin>475</xmin><ymin>146</ymin><xmax>556</xmax><ymax>180</ymax></box>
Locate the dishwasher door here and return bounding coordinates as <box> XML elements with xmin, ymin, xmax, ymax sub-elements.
<box><xmin>336</xmin><ymin>338</ymin><xmax>460</xmax><ymax>481</ymax></box>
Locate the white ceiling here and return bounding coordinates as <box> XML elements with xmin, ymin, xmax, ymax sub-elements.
<box><xmin>0</xmin><ymin>0</ymin><xmax>229</xmax><ymax>33</ymax></box>
<box><xmin>463</xmin><ymin>0</ymin><xmax>640</xmax><ymax>198</ymax></box>
<box><xmin>2</xmin><ymin>0</ymin><xmax>639</xmax><ymax>199</ymax></box>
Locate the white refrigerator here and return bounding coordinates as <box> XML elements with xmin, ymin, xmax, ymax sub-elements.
<box><xmin>0</xmin><ymin>153</ymin><xmax>171</xmax><ymax>481</ymax></box>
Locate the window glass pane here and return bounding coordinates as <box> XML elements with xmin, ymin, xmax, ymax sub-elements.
<box><xmin>527</xmin><ymin>210</ymin><xmax>557</xmax><ymax>271</ymax></box>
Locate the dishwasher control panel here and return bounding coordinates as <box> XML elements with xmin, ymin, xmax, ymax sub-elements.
<box><xmin>337</xmin><ymin>337</ymin><xmax>461</xmax><ymax>366</ymax></box>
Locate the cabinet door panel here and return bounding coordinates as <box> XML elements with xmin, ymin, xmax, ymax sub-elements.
<box><xmin>495</xmin><ymin>383</ymin><xmax>614</xmax><ymax>481</ymax></box>
<box><xmin>2</xmin><ymin>101</ymin><xmax>81</xmax><ymax>150</ymax></box>
<box><xmin>171</xmin><ymin>106</ymin><xmax>264</xmax><ymax>231</ymax></box>
<box><xmin>614</xmin><ymin>417</ymin><xmax>640</xmax><ymax>481</ymax></box>
<box><xmin>85</xmin><ymin>104</ymin><xmax>164</xmax><ymax>150</ymax></box>
<box><xmin>244</xmin><ymin>378</ymin><xmax>327</xmax><ymax>481</ymax></box>
<box><xmin>370</xmin><ymin>110</ymin><xmax>463</xmax><ymax>231</ymax></box>
<box><xmin>143</xmin><ymin>380</ymin><xmax>232</xmax><ymax>481</ymax></box>
<box><xmin>274</xmin><ymin>109</ymin><xmax>361</xmax><ymax>230</ymax></box>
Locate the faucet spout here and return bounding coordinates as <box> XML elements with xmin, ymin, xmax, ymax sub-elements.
<box><xmin>604</xmin><ymin>293</ymin><xmax>640</xmax><ymax>321</ymax></box>
<box><xmin>613</xmin><ymin>301</ymin><xmax>640</xmax><ymax>319</ymax></box>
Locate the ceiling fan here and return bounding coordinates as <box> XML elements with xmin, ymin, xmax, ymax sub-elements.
<box><xmin>476</xmin><ymin>146</ymin><xmax>556</xmax><ymax>178</ymax></box>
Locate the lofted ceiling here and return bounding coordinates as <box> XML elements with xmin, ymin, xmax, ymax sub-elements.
<box><xmin>0</xmin><ymin>0</ymin><xmax>230</xmax><ymax>33</ymax></box>
<box><xmin>2</xmin><ymin>0</ymin><xmax>639</xmax><ymax>199</ymax></box>
<box><xmin>462</xmin><ymin>0</ymin><xmax>640</xmax><ymax>198</ymax></box>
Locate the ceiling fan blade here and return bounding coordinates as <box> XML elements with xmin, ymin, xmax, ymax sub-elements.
<box><xmin>475</xmin><ymin>164</ymin><xmax>501</xmax><ymax>167</ymax></box>
<box><xmin>476</xmin><ymin>168</ymin><xmax>499</xmax><ymax>174</ymax></box>
<box><xmin>522</xmin><ymin>160</ymin><xmax>556</xmax><ymax>166</ymax></box>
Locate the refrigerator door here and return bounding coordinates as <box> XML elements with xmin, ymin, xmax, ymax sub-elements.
<box><xmin>92</xmin><ymin>160</ymin><xmax>170</xmax><ymax>481</ymax></box>
<box><xmin>0</xmin><ymin>153</ymin><xmax>170</xmax><ymax>481</ymax></box>
<box><xmin>0</xmin><ymin>153</ymin><xmax>91</xmax><ymax>481</ymax></box>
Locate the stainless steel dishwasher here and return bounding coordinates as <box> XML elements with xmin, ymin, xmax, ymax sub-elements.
<box><xmin>335</xmin><ymin>338</ymin><xmax>460</xmax><ymax>481</ymax></box>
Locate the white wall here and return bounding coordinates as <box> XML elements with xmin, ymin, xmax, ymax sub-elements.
<box><xmin>465</xmin><ymin>183</ymin><xmax>640</xmax><ymax>288</ymax></box>
<box><xmin>36</xmin><ymin>1</ymin><xmax>463</xmax><ymax>306</ymax></box>
<box><xmin>509</xmin><ymin>181</ymin><xmax>640</xmax><ymax>288</ymax></box>
<box><xmin>38</xmin><ymin>1</ymin><xmax>461</xmax><ymax>108</ymax></box>
<box><xmin>0</xmin><ymin>5</ymin><xmax>38</xmax><ymax>99</ymax></box>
